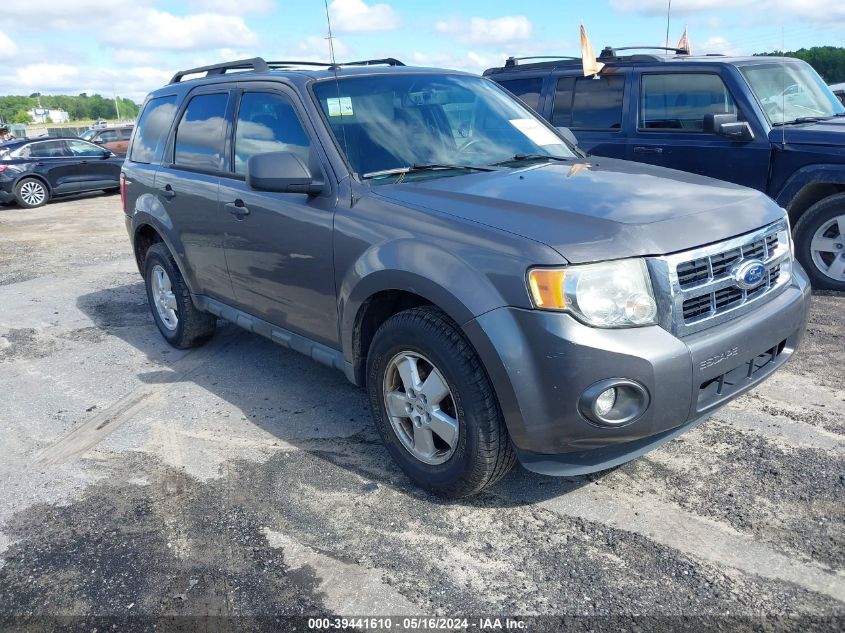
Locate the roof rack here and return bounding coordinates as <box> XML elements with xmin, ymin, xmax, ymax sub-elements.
<box><xmin>169</xmin><ymin>57</ymin><xmax>269</xmax><ymax>84</ymax></box>
<box><xmin>599</xmin><ymin>46</ymin><xmax>689</xmax><ymax>60</ymax></box>
<box><xmin>169</xmin><ymin>56</ymin><xmax>406</xmax><ymax>84</ymax></box>
<box><xmin>503</xmin><ymin>55</ymin><xmax>580</xmax><ymax>68</ymax></box>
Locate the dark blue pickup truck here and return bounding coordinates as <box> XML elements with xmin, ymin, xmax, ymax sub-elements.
<box><xmin>486</xmin><ymin>48</ymin><xmax>845</xmax><ymax>290</ymax></box>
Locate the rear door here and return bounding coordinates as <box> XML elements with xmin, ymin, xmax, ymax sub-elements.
<box><xmin>24</xmin><ymin>140</ymin><xmax>80</xmax><ymax>193</ymax></box>
<box><xmin>549</xmin><ymin>70</ymin><xmax>629</xmax><ymax>159</ymax></box>
<box><xmin>218</xmin><ymin>85</ymin><xmax>338</xmax><ymax>346</ymax></box>
<box><xmin>155</xmin><ymin>89</ymin><xmax>235</xmax><ymax>301</ymax></box>
<box><xmin>628</xmin><ymin>69</ymin><xmax>771</xmax><ymax>189</ymax></box>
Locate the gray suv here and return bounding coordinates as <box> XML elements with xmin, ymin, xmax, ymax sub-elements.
<box><xmin>121</xmin><ymin>57</ymin><xmax>811</xmax><ymax>497</ymax></box>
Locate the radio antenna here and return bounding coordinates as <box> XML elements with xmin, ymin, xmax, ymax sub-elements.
<box><xmin>665</xmin><ymin>0</ymin><xmax>672</xmax><ymax>48</ymax></box>
<box><xmin>324</xmin><ymin>0</ymin><xmax>354</xmax><ymax>194</ymax></box>
<box><xmin>324</xmin><ymin>0</ymin><xmax>337</xmax><ymax>67</ymax></box>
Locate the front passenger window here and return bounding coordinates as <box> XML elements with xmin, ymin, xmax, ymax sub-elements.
<box><xmin>234</xmin><ymin>92</ymin><xmax>311</xmax><ymax>175</ymax></box>
<box><xmin>641</xmin><ymin>74</ymin><xmax>738</xmax><ymax>131</ymax></box>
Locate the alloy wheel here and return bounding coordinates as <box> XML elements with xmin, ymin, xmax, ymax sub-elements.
<box><xmin>150</xmin><ymin>264</ymin><xmax>179</xmax><ymax>331</ymax></box>
<box><xmin>810</xmin><ymin>214</ymin><xmax>845</xmax><ymax>282</ymax></box>
<box><xmin>20</xmin><ymin>181</ymin><xmax>46</xmax><ymax>206</ymax></box>
<box><xmin>382</xmin><ymin>351</ymin><xmax>460</xmax><ymax>465</ymax></box>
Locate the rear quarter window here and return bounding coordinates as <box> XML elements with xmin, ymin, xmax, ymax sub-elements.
<box><xmin>130</xmin><ymin>95</ymin><xmax>178</xmax><ymax>164</ymax></box>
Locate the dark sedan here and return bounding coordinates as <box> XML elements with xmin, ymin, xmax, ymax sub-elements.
<box><xmin>0</xmin><ymin>137</ymin><xmax>123</xmax><ymax>209</ymax></box>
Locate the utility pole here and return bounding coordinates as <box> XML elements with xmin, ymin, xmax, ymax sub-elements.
<box><xmin>114</xmin><ymin>86</ymin><xmax>121</xmax><ymax>121</ymax></box>
<box><xmin>665</xmin><ymin>0</ymin><xmax>672</xmax><ymax>49</ymax></box>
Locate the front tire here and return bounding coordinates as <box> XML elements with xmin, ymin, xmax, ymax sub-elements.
<box><xmin>366</xmin><ymin>306</ymin><xmax>515</xmax><ymax>497</ymax></box>
<box><xmin>143</xmin><ymin>242</ymin><xmax>216</xmax><ymax>348</ymax></box>
<box><xmin>794</xmin><ymin>193</ymin><xmax>845</xmax><ymax>291</ymax></box>
<box><xmin>14</xmin><ymin>178</ymin><xmax>49</xmax><ymax>209</ymax></box>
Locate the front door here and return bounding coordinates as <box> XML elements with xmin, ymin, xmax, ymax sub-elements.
<box><xmin>218</xmin><ymin>88</ymin><xmax>338</xmax><ymax>347</ymax></box>
<box><xmin>65</xmin><ymin>139</ymin><xmax>119</xmax><ymax>188</ymax></box>
<box><xmin>629</xmin><ymin>70</ymin><xmax>771</xmax><ymax>190</ymax></box>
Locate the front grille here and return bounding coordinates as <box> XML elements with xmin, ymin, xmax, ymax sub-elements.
<box><xmin>648</xmin><ymin>219</ymin><xmax>792</xmax><ymax>336</ymax></box>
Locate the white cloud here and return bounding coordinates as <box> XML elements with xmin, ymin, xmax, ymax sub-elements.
<box><xmin>103</xmin><ymin>10</ymin><xmax>258</xmax><ymax>51</ymax></box>
<box><xmin>329</xmin><ymin>0</ymin><xmax>398</xmax><ymax>33</ymax></box>
<box><xmin>4</xmin><ymin>0</ymin><xmax>153</xmax><ymax>29</ymax></box>
<box><xmin>187</xmin><ymin>0</ymin><xmax>275</xmax><ymax>13</ymax></box>
<box><xmin>698</xmin><ymin>36</ymin><xmax>744</xmax><ymax>56</ymax></box>
<box><xmin>0</xmin><ymin>32</ymin><xmax>17</xmax><ymax>60</ymax></box>
<box><xmin>611</xmin><ymin>0</ymin><xmax>845</xmax><ymax>22</ymax></box>
<box><xmin>435</xmin><ymin>16</ymin><xmax>533</xmax><ymax>46</ymax></box>
<box><xmin>410</xmin><ymin>51</ymin><xmax>505</xmax><ymax>75</ymax></box>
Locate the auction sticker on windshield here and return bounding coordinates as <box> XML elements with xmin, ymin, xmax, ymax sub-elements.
<box><xmin>508</xmin><ymin>118</ymin><xmax>563</xmax><ymax>146</ymax></box>
<box><xmin>327</xmin><ymin>97</ymin><xmax>354</xmax><ymax>117</ymax></box>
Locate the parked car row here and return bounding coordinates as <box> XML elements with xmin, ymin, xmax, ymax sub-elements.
<box><xmin>120</xmin><ymin>56</ymin><xmax>811</xmax><ymax>496</ymax></box>
<box><xmin>485</xmin><ymin>48</ymin><xmax>845</xmax><ymax>290</ymax></box>
<box><xmin>79</xmin><ymin>125</ymin><xmax>134</xmax><ymax>155</ymax></box>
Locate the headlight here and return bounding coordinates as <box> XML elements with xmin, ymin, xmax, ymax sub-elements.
<box><xmin>528</xmin><ymin>259</ymin><xmax>658</xmax><ymax>327</ymax></box>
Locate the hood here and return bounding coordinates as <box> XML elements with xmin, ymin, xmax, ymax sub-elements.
<box><xmin>373</xmin><ymin>158</ymin><xmax>784</xmax><ymax>263</ymax></box>
<box><xmin>768</xmin><ymin>116</ymin><xmax>845</xmax><ymax>147</ymax></box>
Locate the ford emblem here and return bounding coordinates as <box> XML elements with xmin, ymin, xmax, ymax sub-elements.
<box><xmin>732</xmin><ymin>259</ymin><xmax>767</xmax><ymax>290</ymax></box>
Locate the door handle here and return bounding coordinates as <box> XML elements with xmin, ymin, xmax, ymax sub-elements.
<box><xmin>633</xmin><ymin>146</ymin><xmax>664</xmax><ymax>155</ymax></box>
<box><xmin>161</xmin><ymin>184</ymin><xmax>176</xmax><ymax>201</ymax></box>
<box><xmin>226</xmin><ymin>199</ymin><xmax>250</xmax><ymax>219</ymax></box>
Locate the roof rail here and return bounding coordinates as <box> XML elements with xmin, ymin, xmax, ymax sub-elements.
<box><xmin>600</xmin><ymin>46</ymin><xmax>689</xmax><ymax>59</ymax></box>
<box><xmin>340</xmin><ymin>57</ymin><xmax>405</xmax><ymax>67</ymax></box>
<box><xmin>503</xmin><ymin>55</ymin><xmax>581</xmax><ymax>68</ymax></box>
<box><xmin>169</xmin><ymin>57</ymin><xmax>269</xmax><ymax>84</ymax></box>
<box><xmin>169</xmin><ymin>57</ymin><xmax>406</xmax><ymax>83</ymax></box>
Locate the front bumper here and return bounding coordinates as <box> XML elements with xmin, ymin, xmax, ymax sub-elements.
<box><xmin>463</xmin><ymin>263</ymin><xmax>812</xmax><ymax>476</ymax></box>
<box><xmin>0</xmin><ymin>185</ymin><xmax>14</xmax><ymax>204</ymax></box>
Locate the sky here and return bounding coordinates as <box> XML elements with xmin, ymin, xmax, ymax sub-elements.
<box><xmin>0</xmin><ymin>0</ymin><xmax>843</xmax><ymax>103</ymax></box>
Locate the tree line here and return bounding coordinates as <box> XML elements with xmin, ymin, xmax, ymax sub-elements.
<box><xmin>757</xmin><ymin>46</ymin><xmax>845</xmax><ymax>84</ymax></box>
<box><xmin>0</xmin><ymin>93</ymin><xmax>140</xmax><ymax>125</ymax></box>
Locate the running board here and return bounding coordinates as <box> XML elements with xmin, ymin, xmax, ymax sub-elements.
<box><xmin>193</xmin><ymin>295</ymin><xmax>356</xmax><ymax>384</ymax></box>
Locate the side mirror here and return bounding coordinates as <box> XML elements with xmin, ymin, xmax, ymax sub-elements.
<box><xmin>555</xmin><ymin>126</ymin><xmax>580</xmax><ymax>148</ymax></box>
<box><xmin>247</xmin><ymin>151</ymin><xmax>323</xmax><ymax>195</ymax></box>
<box><xmin>100</xmin><ymin>149</ymin><xmax>112</xmax><ymax>158</ymax></box>
<box><xmin>704</xmin><ymin>113</ymin><xmax>755</xmax><ymax>142</ymax></box>
<box><xmin>93</xmin><ymin>139</ymin><xmax>104</xmax><ymax>144</ymax></box>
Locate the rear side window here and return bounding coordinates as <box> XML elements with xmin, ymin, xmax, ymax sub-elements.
<box><xmin>640</xmin><ymin>73</ymin><xmax>737</xmax><ymax>130</ymax></box>
<box><xmin>174</xmin><ymin>93</ymin><xmax>229</xmax><ymax>171</ymax></box>
<box><xmin>234</xmin><ymin>92</ymin><xmax>311</xmax><ymax>175</ymax></box>
<box><xmin>130</xmin><ymin>95</ymin><xmax>178</xmax><ymax>164</ymax></box>
<box><xmin>570</xmin><ymin>76</ymin><xmax>625</xmax><ymax>130</ymax></box>
<box><xmin>496</xmin><ymin>77</ymin><xmax>544</xmax><ymax>111</ymax></box>
<box><xmin>28</xmin><ymin>140</ymin><xmax>70</xmax><ymax>158</ymax></box>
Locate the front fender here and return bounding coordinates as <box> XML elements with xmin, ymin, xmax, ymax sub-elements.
<box><xmin>339</xmin><ymin>239</ymin><xmax>508</xmax><ymax>364</ymax></box>
<box><xmin>774</xmin><ymin>164</ymin><xmax>845</xmax><ymax>210</ymax></box>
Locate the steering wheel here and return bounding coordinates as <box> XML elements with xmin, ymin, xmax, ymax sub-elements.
<box><xmin>458</xmin><ymin>138</ymin><xmax>485</xmax><ymax>154</ymax></box>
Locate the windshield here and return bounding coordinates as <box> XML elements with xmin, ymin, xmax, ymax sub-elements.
<box><xmin>80</xmin><ymin>129</ymin><xmax>97</xmax><ymax>140</ymax></box>
<box><xmin>312</xmin><ymin>73</ymin><xmax>577</xmax><ymax>180</ymax></box>
<box><xmin>740</xmin><ymin>61</ymin><xmax>844</xmax><ymax>125</ymax></box>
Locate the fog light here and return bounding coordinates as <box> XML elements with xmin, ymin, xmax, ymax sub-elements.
<box><xmin>579</xmin><ymin>379</ymin><xmax>651</xmax><ymax>427</ymax></box>
<box><xmin>594</xmin><ymin>388</ymin><xmax>617</xmax><ymax>417</ymax></box>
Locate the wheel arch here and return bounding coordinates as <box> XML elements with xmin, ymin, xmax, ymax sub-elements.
<box><xmin>775</xmin><ymin>166</ymin><xmax>845</xmax><ymax>226</ymax></box>
<box><xmin>15</xmin><ymin>173</ymin><xmax>52</xmax><ymax>196</ymax></box>
<box><xmin>131</xmin><ymin>217</ymin><xmax>197</xmax><ymax>294</ymax></box>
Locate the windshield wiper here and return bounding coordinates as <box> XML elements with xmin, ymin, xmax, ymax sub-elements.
<box><xmin>772</xmin><ymin>116</ymin><xmax>830</xmax><ymax>126</ymax></box>
<box><xmin>489</xmin><ymin>154</ymin><xmax>574</xmax><ymax>166</ymax></box>
<box><xmin>362</xmin><ymin>163</ymin><xmax>497</xmax><ymax>180</ymax></box>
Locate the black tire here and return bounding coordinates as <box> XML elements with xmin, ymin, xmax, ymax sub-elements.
<box><xmin>14</xmin><ymin>178</ymin><xmax>49</xmax><ymax>209</ymax></box>
<box><xmin>143</xmin><ymin>242</ymin><xmax>216</xmax><ymax>348</ymax></box>
<box><xmin>366</xmin><ymin>306</ymin><xmax>515</xmax><ymax>497</ymax></box>
<box><xmin>794</xmin><ymin>193</ymin><xmax>845</xmax><ymax>291</ymax></box>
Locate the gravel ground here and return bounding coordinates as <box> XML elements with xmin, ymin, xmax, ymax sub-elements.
<box><xmin>0</xmin><ymin>195</ymin><xmax>843</xmax><ymax>632</ymax></box>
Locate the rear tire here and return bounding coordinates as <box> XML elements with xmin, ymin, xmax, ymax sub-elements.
<box><xmin>794</xmin><ymin>193</ymin><xmax>845</xmax><ymax>291</ymax></box>
<box><xmin>14</xmin><ymin>178</ymin><xmax>49</xmax><ymax>209</ymax></box>
<box><xmin>366</xmin><ymin>306</ymin><xmax>515</xmax><ymax>497</ymax></box>
<box><xmin>143</xmin><ymin>242</ymin><xmax>216</xmax><ymax>348</ymax></box>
